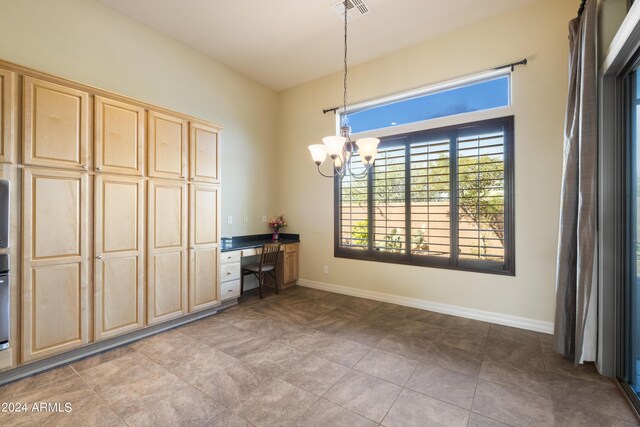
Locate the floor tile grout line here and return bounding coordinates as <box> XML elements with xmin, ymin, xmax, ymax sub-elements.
<box><xmin>467</xmin><ymin>369</ymin><xmax>481</xmax><ymax>427</ymax></box>
<box><xmin>68</xmin><ymin>362</ymin><xmax>130</xmax><ymax>427</ymax></box>
<box><xmin>133</xmin><ymin>345</ymin><xmax>259</xmax><ymax>427</ymax></box>
<box><xmin>468</xmin><ymin>408</ymin><xmax>517</xmax><ymax>427</ymax></box>
<box><xmin>377</xmin><ymin>381</ymin><xmax>403</xmax><ymax>425</ymax></box>
<box><xmin>317</xmin><ymin>364</ymin><xmax>401</xmax><ymax>425</ymax></box>
<box><xmin>402</xmin><ymin>362</ymin><xmax>420</xmax><ymax>388</ymax></box>
<box><xmin>319</xmin><ymin>389</ymin><xmax>386</xmax><ymax>425</ymax></box>
<box><xmin>0</xmin><ymin>365</ymin><xmax>78</xmax><ymax>398</ymax></box>
<box><xmin>401</xmin><ymin>381</ymin><xmax>476</xmax><ymax>413</ymax></box>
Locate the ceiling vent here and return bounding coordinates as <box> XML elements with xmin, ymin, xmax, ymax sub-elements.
<box><xmin>331</xmin><ymin>0</ymin><xmax>370</xmax><ymax>22</ymax></box>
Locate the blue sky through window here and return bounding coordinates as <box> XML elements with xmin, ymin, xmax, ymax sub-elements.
<box><xmin>346</xmin><ymin>75</ymin><xmax>510</xmax><ymax>134</ymax></box>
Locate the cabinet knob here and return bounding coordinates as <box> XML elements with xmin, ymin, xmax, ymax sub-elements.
<box><xmin>190</xmin><ymin>246</ymin><xmax>195</xmax><ymax>250</ymax></box>
<box><xmin>227</xmin><ymin>289</ymin><xmax>233</xmax><ymax>293</ymax></box>
<box><xmin>226</xmin><ymin>272</ymin><xmax>231</xmax><ymax>276</ymax></box>
<box><xmin>80</xmin><ymin>164</ymin><xmax>88</xmax><ymax>170</ymax></box>
<box><xmin>97</xmin><ymin>255</ymin><xmax>103</xmax><ymax>260</ymax></box>
<box><xmin>96</xmin><ymin>166</ymin><xmax>102</xmax><ymax>171</ymax></box>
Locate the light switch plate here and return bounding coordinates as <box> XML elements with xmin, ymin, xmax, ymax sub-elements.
<box><xmin>227</xmin><ymin>216</ymin><xmax>233</xmax><ymax>224</ymax></box>
<box><xmin>243</xmin><ymin>216</ymin><xmax>248</xmax><ymax>223</ymax></box>
<box><xmin>262</xmin><ymin>215</ymin><xmax>267</xmax><ymax>223</ymax></box>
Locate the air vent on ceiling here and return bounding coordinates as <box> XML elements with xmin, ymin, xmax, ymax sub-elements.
<box><xmin>331</xmin><ymin>0</ymin><xmax>370</xmax><ymax>22</ymax></box>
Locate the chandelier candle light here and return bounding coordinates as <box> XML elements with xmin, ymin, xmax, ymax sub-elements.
<box><xmin>308</xmin><ymin>0</ymin><xmax>379</xmax><ymax>179</ymax></box>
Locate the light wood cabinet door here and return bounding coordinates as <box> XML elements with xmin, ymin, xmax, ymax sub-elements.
<box><xmin>0</xmin><ymin>68</ymin><xmax>16</xmax><ymax>164</ymax></box>
<box><xmin>189</xmin><ymin>122</ymin><xmax>220</xmax><ymax>183</ymax></box>
<box><xmin>188</xmin><ymin>184</ymin><xmax>220</xmax><ymax>311</ymax></box>
<box><xmin>282</xmin><ymin>244</ymin><xmax>299</xmax><ymax>285</ymax></box>
<box><xmin>95</xmin><ymin>175</ymin><xmax>144</xmax><ymax>340</ymax></box>
<box><xmin>148</xmin><ymin>111</ymin><xmax>187</xmax><ymax>179</ymax></box>
<box><xmin>148</xmin><ymin>179</ymin><xmax>187</xmax><ymax>324</ymax></box>
<box><xmin>95</xmin><ymin>96</ymin><xmax>145</xmax><ymax>175</ymax></box>
<box><xmin>23</xmin><ymin>77</ymin><xmax>90</xmax><ymax>170</ymax></box>
<box><xmin>22</xmin><ymin>168</ymin><xmax>89</xmax><ymax>362</ymax></box>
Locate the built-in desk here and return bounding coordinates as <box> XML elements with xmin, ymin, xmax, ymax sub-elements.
<box><xmin>220</xmin><ymin>234</ymin><xmax>300</xmax><ymax>301</ymax></box>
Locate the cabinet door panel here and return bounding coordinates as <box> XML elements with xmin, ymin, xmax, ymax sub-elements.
<box><xmin>148</xmin><ymin>179</ymin><xmax>187</xmax><ymax>324</ymax></box>
<box><xmin>189</xmin><ymin>247</ymin><xmax>219</xmax><ymax>311</ymax></box>
<box><xmin>100</xmin><ymin>256</ymin><xmax>140</xmax><ymax>333</ymax></box>
<box><xmin>95</xmin><ymin>175</ymin><xmax>144</xmax><ymax>340</ymax></box>
<box><xmin>189</xmin><ymin>122</ymin><xmax>219</xmax><ymax>183</ymax></box>
<box><xmin>153</xmin><ymin>251</ymin><xmax>185</xmax><ymax>317</ymax></box>
<box><xmin>22</xmin><ymin>168</ymin><xmax>89</xmax><ymax>362</ymax></box>
<box><xmin>95</xmin><ymin>96</ymin><xmax>144</xmax><ymax>175</ymax></box>
<box><xmin>190</xmin><ymin>184</ymin><xmax>219</xmax><ymax>246</ymax></box>
<box><xmin>188</xmin><ymin>183</ymin><xmax>220</xmax><ymax>312</ymax></box>
<box><xmin>0</xmin><ymin>68</ymin><xmax>16</xmax><ymax>164</ymax></box>
<box><xmin>33</xmin><ymin>175</ymin><xmax>81</xmax><ymax>259</ymax></box>
<box><xmin>102</xmin><ymin>179</ymin><xmax>140</xmax><ymax>253</ymax></box>
<box><xmin>23</xmin><ymin>77</ymin><xmax>89</xmax><ymax>170</ymax></box>
<box><xmin>148</xmin><ymin>111</ymin><xmax>187</xmax><ymax>179</ymax></box>
<box><xmin>31</xmin><ymin>263</ymin><xmax>82</xmax><ymax>351</ymax></box>
<box><xmin>154</xmin><ymin>185</ymin><xmax>184</xmax><ymax>248</ymax></box>
<box><xmin>281</xmin><ymin>244</ymin><xmax>299</xmax><ymax>287</ymax></box>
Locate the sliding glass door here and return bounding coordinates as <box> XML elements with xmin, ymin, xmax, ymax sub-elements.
<box><xmin>622</xmin><ymin>66</ymin><xmax>640</xmax><ymax>410</ymax></box>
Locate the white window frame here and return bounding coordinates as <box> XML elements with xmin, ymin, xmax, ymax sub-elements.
<box><xmin>337</xmin><ymin>68</ymin><xmax>514</xmax><ymax>140</ymax></box>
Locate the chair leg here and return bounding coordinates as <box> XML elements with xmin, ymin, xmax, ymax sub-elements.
<box><xmin>273</xmin><ymin>271</ymin><xmax>279</xmax><ymax>295</ymax></box>
<box><xmin>258</xmin><ymin>272</ymin><xmax>263</xmax><ymax>299</ymax></box>
<box><xmin>240</xmin><ymin>270</ymin><xmax>244</xmax><ymax>295</ymax></box>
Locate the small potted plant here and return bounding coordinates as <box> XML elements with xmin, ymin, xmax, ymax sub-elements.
<box><xmin>269</xmin><ymin>215</ymin><xmax>287</xmax><ymax>241</ymax></box>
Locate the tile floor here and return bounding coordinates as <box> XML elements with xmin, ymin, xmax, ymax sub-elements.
<box><xmin>0</xmin><ymin>285</ymin><xmax>637</xmax><ymax>426</ymax></box>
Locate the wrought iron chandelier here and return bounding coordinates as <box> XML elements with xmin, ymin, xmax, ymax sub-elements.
<box><xmin>308</xmin><ymin>0</ymin><xmax>379</xmax><ymax>179</ymax></box>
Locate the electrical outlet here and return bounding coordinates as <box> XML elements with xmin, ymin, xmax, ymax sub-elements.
<box><xmin>323</xmin><ymin>266</ymin><xmax>329</xmax><ymax>274</ymax></box>
<box><xmin>243</xmin><ymin>216</ymin><xmax>248</xmax><ymax>223</ymax></box>
<box><xmin>227</xmin><ymin>216</ymin><xmax>233</xmax><ymax>224</ymax></box>
<box><xmin>262</xmin><ymin>215</ymin><xmax>267</xmax><ymax>223</ymax></box>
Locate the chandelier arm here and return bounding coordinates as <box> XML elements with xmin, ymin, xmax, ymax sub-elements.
<box><xmin>314</xmin><ymin>158</ymin><xmax>349</xmax><ymax>179</ymax></box>
<box><xmin>316</xmin><ymin>163</ymin><xmax>339</xmax><ymax>179</ymax></box>
<box><xmin>348</xmin><ymin>162</ymin><xmax>372</xmax><ymax>180</ymax></box>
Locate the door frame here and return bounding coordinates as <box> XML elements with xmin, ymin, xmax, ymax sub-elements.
<box><xmin>601</xmin><ymin>0</ymin><xmax>640</xmax><ymax>407</ymax></box>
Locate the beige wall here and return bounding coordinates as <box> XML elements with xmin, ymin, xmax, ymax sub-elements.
<box><xmin>0</xmin><ymin>0</ymin><xmax>279</xmax><ymax>236</ymax></box>
<box><xmin>599</xmin><ymin>0</ymin><xmax>628</xmax><ymax>62</ymax></box>
<box><xmin>0</xmin><ymin>0</ymin><xmax>590</xmax><ymax>325</ymax></box>
<box><xmin>277</xmin><ymin>0</ymin><xmax>576</xmax><ymax>325</ymax></box>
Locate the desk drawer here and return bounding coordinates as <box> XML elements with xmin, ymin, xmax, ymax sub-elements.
<box><xmin>242</xmin><ymin>248</ymin><xmax>259</xmax><ymax>257</ymax></box>
<box><xmin>221</xmin><ymin>262</ymin><xmax>240</xmax><ymax>282</ymax></box>
<box><xmin>221</xmin><ymin>279</ymin><xmax>240</xmax><ymax>300</ymax></box>
<box><xmin>222</xmin><ymin>251</ymin><xmax>241</xmax><ymax>264</ymax></box>
<box><xmin>285</xmin><ymin>243</ymin><xmax>298</xmax><ymax>253</ymax></box>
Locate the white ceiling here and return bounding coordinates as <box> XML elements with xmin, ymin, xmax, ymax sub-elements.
<box><xmin>96</xmin><ymin>0</ymin><xmax>544</xmax><ymax>91</ymax></box>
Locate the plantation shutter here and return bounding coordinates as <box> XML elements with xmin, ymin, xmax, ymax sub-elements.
<box><xmin>409</xmin><ymin>133</ymin><xmax>451</xmax><ymax>260</ymax></box>
<box><xmin>456</xmin><ymin>122</ymin><xmax>509</xmax><ymax>270</ymax></box>
<box><xmin>335</xmin><ymin>116</ymin><xmax>514</xmax><ymax>275</ymax></box>
<box><xmin>372</xmin><ymin>143</ymin><xmax>407</xmax><ymax>253</ymax></box>
<box><xmin>338</xmin><ymin>152</ymin><xmax>368</xmax><ymax>250</ymax></box>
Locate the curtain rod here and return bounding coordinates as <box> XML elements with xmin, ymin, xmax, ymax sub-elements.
<box><xmin>322</xmin><ymin>57</ymin><xmax>528</xmax><ymax>115</ymax></box>
<box><xmin>577</xmin><ymin>0</ymin><xmax>587</xmax><ymax>17</ymax></box>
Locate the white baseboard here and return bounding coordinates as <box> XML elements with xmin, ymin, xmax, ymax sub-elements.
<box><xmin>298</xmin><ymin>278</ymin><xmax>554</xmax><ymax>335</ymax></box>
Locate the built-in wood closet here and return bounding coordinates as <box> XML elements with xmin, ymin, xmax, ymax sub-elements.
<box><xmin>0</xmin><ymin>60</ymin><xmax>221</xmax><ymax>367</ymax></box>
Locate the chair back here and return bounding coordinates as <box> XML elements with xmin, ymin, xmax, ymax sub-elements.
<box><xmin>260</xmin><ymin>243</ymin><xmax>280</xmax><ymax>269</ymax></box>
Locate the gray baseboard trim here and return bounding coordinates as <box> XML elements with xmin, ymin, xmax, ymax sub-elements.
<box><xmin>0</xmin><ymin>299</ymin><xmax>238</xmax><ymax>386</ymax></box>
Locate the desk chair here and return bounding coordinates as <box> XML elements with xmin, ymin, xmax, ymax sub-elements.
<box><xmin>240</xmin><ymin>243</ymin><xmax>281</xmax><ymax>299</ymax></box>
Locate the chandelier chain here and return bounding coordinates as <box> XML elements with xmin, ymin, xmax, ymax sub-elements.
<box><xmin>342</xmin><ymin>0</ymin><xmax>348</xmax><ymax>124</ymax></box>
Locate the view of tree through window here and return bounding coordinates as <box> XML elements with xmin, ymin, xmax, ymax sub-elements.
<box><xmin>336</xmin><ymin>117</ymin><xmax>514</xmax><ymax>275</ymax></box>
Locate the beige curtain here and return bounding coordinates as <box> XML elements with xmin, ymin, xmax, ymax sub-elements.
<box><xmin>554</xmin><ymin>0</ymin><xmax>597</xmax><ymax>364</ymax></box>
